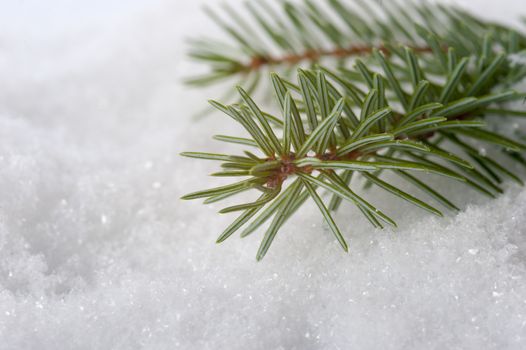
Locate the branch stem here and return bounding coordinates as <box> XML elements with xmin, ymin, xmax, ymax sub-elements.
<box><xmin>246</xmin><ymin>44</ymin><xmax>435</xmax><ymax>71</ymax></box>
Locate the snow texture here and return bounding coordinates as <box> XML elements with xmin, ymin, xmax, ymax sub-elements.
<box><xmin>0</xmin><ymin>0</ymin><xmax>526</xmax><ymax>349</ymax></box>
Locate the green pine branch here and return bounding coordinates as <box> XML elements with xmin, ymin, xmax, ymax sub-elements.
<box><xmin>181</xmin><ymin>0</ymin><xmax>526</xmax><ymax>260</ymax></box>
<box><xmin>187</xmin><ymin>0</ymin><xmax>526</xmax><ymax>96</ymax></box>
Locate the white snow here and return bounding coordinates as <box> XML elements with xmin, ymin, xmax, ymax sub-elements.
<box><xmin>0</xmin><ymin>0</ymin><xmax>526</xmax><ymax>349</ymax></box>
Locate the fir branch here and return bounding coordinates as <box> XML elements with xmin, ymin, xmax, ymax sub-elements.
<box><xmin>187</xmin><ymin>0</ymin><xmax>526</xmax><ymax>95</ymax></box>
<box><xmin>182</xmin><ymin>1</ymin><xmax>526</xmax><ymax>260</ymax></box>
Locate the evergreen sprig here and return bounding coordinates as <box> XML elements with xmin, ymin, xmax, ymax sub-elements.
<box><xmin>182</xmin><ymin>0</ymin><xmax>526</xmax><ymax>260</ymax></box>
<box><xmin>187</xmin><ymin>0</ymin><xmax>526</xmax><ymax>97</ymax></box>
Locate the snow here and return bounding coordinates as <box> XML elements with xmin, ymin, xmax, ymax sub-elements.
<box><xmin>0</xmin><ymin>0</ymin><xmax>525</xmax><ymax>349</ymax></box>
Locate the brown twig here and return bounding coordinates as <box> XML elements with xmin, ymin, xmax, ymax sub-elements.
<box><xmin>265</xmin><ymin>149</ymin><xmax>365</xmax><ymax>189</ymax></box>
<box><xmin>246</xmin><ymin>44</ymin><xmax>435</xmax><ymax>71</ymax></box>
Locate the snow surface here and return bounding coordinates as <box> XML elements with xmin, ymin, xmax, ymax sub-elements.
<box><xmin>0</xmin><ymin>0</ymin><xmax>526</xmax><ymax>349</ymax></box>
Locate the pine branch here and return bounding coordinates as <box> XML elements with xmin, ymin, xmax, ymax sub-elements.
<box><xmin>187</xmin><ymin>0</ymin><xmax>526</xmax><ymax>94</ymax></box>
<box><xmin>182</xmin><ymin>0</ymin><xmax>526</xmax><ymax>260</ymax></box>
